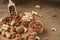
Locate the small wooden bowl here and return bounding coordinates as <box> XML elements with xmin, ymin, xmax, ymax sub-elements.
<box><xmin>29</xmin><ymin>20</ymin><xmax>43</xmax><ymax>34</ymax></box>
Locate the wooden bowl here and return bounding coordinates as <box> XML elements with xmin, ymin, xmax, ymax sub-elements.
<box><xmin>29</xmin><ymin>20</ymin><xmax>43</xmax><ymax>34</ymax></box>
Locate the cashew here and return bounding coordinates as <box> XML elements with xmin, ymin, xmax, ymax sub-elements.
<box><xmin>35</xmin><ymin>36</ymin><xmax>40</xmax><ymax>40</ymax></box>
<box><xmin>10</xmin><ymin>20</ymin><xmax>15</xmax><ymax>26</ymax></box>
<box><xmin>2</xmin><ymin>31</ymin><xmax>5</xmax><ymax>36</ymax></box>
<box><xmin>1</xmin><ymin>24</ymin><xmax>9</xmax><ymax>30</ymax></box>
<box><xmin>23</xmin><ymin>27</ymin><xmax>28</xmax><ymax>33</ymax></box>
<box><xmin>5</xmin><ymin>31</ymin><xmax>11</xmax><ymax>38</ymax></box>
<box><xmin>51</xmin><ymin>28</ymin><xmax>56</xmax><ymax>31</ymax></box>
<box><xmin>22</xmin><ymin>12</ymin><xmax>34</xmax><ymax>21</ymax></box>
<box><xmin>22</xmin><ymin>16</ymin><xmax>30</xmax><ymax>21</ymax></box>
<box><xmin>35</xmin><ymin>5</ymin><xmax>41</xmax><ymax>9</ymax></box>
<box><xmin>32</xmin><ymin>11</ymin><xmax>38</xmax><ymax>15</ymax></box>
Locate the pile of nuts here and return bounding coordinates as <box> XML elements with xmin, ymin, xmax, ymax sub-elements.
<box><xmin>0</xmin><ymin>2</ymin><xmax>43</xmax><ymax>40</ymax></box>
<box><xmin>0</xmin><ymin>11</ymin><xmax>43</xmax><ymax>40</ymax></box>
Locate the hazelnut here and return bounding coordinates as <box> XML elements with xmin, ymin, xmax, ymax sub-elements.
<box><xmin>16</xmin><ymin>26</ymin><xmax>24</xmax><ymax>33</ymax></box>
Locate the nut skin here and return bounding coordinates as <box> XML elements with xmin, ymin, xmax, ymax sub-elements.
<box><xmin>29</xmin><ymin>20</ymin><xmax>43</xmax><ymax>34</ymax></box>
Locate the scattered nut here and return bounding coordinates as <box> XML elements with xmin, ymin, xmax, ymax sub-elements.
<box><xmin>51</xmin><ymin>28</ymin><xmax>56</xmax><ymax>31</ymax></box>
<box><xmin>53</xmin><ymin>15</ymin><xmax>57</xmax><ymax>17</ymax></box>
<box><xmin>35</xmin><ymin>5</ymin><xmax>41</xmax><ymax>9</ymax></box>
